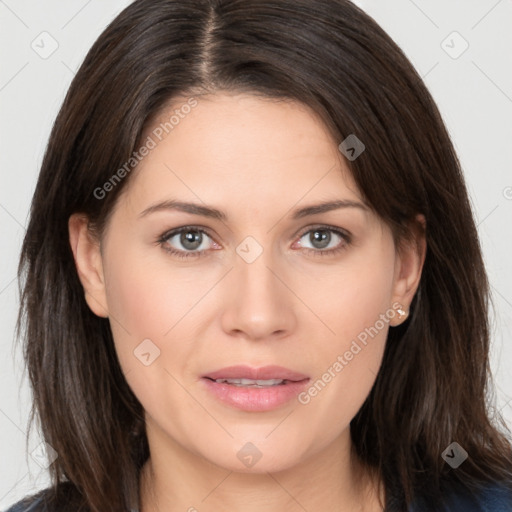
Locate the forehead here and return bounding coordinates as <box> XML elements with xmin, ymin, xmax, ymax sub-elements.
<box><xmin>121</xmin><ymin>92</ymin><xmax>364</xmax><ymax>213</ymax></box>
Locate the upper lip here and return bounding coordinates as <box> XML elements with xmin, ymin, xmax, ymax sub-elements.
<box><xmin>203</xmin><ymin>365</ymin><xmax>309</xmax><ymax>382</ymax></box>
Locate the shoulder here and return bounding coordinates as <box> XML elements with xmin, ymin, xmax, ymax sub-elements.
<box><xmin>3</xmin><ymin>482</ymin><xmax>86</xmax><ymax>512</ymax></box>
<box><xmin>3</xmin><ymin>492</ymin><xmax>48</xmax><ymax>512</ymax></box>
<box><xmin>411</xmin><ymin>481</ymin><xmax>512</xmax><ymax>511</ymax></box>
<box><xmin>469</xmin><ymin>483</ymin><xmax>512</xmax><ymax>512</ymax></box>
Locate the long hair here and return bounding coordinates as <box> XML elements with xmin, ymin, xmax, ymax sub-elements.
<box><xmin>16</xmin><ymin>0</ymin><xmax>512</xmax><ymax>510</ymax></box>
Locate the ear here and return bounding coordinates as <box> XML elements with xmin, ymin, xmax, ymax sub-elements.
<box><xmin>68</xmin><ymin>213</ymin><xmax>109</xmax><ymax>318</ymax></box>
<box><xmin>389</xmin><ymin>214</ymin><xmax>426</xmax><ymax>326</ymax></box>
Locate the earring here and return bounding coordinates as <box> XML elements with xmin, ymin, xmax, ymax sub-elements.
<box><xmin>397</xmin><ymin>308</ymin><xmax>408</xmax><ymax>321</ymax></box>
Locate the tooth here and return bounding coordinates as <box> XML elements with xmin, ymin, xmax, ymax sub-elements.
<box><xmin>255</xmin><ymin>379</ymin><xmax>284</xmax><ymax>386</ymax></box>
<box><xmin>214</xmin><ymin>378</ymin><xmax>285</xmax><ymax>386</ymax></box>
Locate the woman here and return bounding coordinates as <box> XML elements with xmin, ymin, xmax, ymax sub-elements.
<box><xmin>7</xmin><ymin>0</ymin><xmax>512</xmax><ymax>511</ymax></box>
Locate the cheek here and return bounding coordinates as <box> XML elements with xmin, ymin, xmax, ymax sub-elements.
<box><xmin>301</xmin><ymin>232</ymin><xmax>395</xmax><ymax>349</ymax></box>
<box><xmin>101</xmin><ymin>246</ymin><xmax>204</xmax><ymax>418</ymax></box>
<box><xmin>101</xmin><ymin>238</ymin><xmax>225</xmax><ymax>399</ymax></box>
<box><xmin>297</xmin><ymin>237</ymin><xmax>395</xmax><ymax>422</ymax></box>
<box><xmin>102</xmin><ymin>239</ymin><xmax>214</xmax><ymax>338</ymax></box>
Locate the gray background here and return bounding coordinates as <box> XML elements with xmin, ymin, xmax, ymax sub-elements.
<box><xmin>1</xmin><ymin>0</ymin><xmax>511</xmax><ymax>508</ymax></box>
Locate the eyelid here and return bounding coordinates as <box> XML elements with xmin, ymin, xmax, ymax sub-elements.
<box><xmin>158</xmin><ymin>224</ymin><xmax>217</xmax><ymax>243</ymax></box>
<box><xmin>295</xmin><ymin>223</ymin><xmax>351</xmax><ymax>241</ymax></box>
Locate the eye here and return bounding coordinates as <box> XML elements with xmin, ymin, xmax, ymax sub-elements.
<box><xmin>157</xmin><ymin>226</ymin><xmax>218</xmax><ymax>259</ymax></box>
<box><xmin>295</xmin><ymin>225</ymin><xmax>351</xmax><ymax>257</ymax></box>
<box><xmin>157</xmin><ymin>224</ymin><xmax>351</xmax><ymax>260</ymax></box>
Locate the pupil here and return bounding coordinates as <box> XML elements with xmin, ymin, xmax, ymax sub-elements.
<box><xmin>311</xmin><ymin>229</ymin><xmax>330</xmax><ymax>249</ymax></box>
<box><xmin>181</xmin><ymin>230</ymin><xmax>202</xmax><ymax>250</ymax></box>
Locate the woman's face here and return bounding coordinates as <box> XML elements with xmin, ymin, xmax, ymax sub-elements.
<box><xmin>71</xmin><ymin>92</ymin><xmax>423</xmax><ymax>474</ymax></box>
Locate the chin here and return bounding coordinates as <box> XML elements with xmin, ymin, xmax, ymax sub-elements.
<box><xmin>196</xmin><ymin>435</ymin><xmax>312</xmax><ymax>475</ymax></box>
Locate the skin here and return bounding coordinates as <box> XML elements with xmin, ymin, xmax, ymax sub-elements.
<box><xmin>69</xmin><ymin>92</ymin><xmax>426</xmax><ymax>512</ymax></box>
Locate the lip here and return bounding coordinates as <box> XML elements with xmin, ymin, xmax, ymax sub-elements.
<box><xmin>203</xmin><ymin>365</ymin><xmax>309</xmax><ymax>381</ymax></box>
<box><xmin>201</xmin><ymin>365</ymin><xmax>310</xmax><ymax>412</ymax></box>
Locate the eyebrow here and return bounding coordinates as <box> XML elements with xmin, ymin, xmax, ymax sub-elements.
<box><xmin>139</xmin><ymin>198</ymin><xmax>369</xmax><ymax>221</ymax></box>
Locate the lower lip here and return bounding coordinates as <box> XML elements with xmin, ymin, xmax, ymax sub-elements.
<box><xmin>201</xmin><ymin>378</ymin><xmax>310</xmax><ymax>412</ymax></box>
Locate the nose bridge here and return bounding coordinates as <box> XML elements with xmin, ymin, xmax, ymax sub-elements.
<box><xmin>220</xmin><ymin>235</ymin><xmax>295</xmax><ymax>339</ymax></box>
<box><xmin>236</xmin><ymin>237</ymin><xmax>284</xmax><ymax>309</ymax></box>
<box><xmin>238</xmin><ymin>243</ymin><xmax>278</xmax><ymax>296</ymax></box>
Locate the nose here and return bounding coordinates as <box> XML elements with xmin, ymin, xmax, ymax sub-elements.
<box><xmin>220</xmin><ymin>245</ymin><xmax>297</xmax><ymax>341</ymax></box>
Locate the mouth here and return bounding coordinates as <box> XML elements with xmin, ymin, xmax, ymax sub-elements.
<box><xmin>201</xmin><ymin>365</ymin><xmax>310</xmax><ymax>412</ymax></box>
<box><xmin>202</xmin><ymin>364</ymin><xmax>309</xmax><ymax>382</ymax></box>
<box><xmin>204</xmin><ymin>377</ymin><xmax>298</xmax><ymax>388</ymax></box>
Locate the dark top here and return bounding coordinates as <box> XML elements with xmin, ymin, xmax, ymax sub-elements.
<box><xmin>4</xmin><ymin>483</ymin><xmax>512</xmax><ymax>511</ymax></box>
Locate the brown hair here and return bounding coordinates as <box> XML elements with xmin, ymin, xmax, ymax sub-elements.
<box><xmin>16</xmin><ymin>0</ymin><xmax>512</xmax><ymax>510</ymax></box>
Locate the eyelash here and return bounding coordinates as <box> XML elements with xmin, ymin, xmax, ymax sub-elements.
<box><xmin>156</xmin><ymin>224</ymin><xmax>351</xmax><ymax>260</ymax></box>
